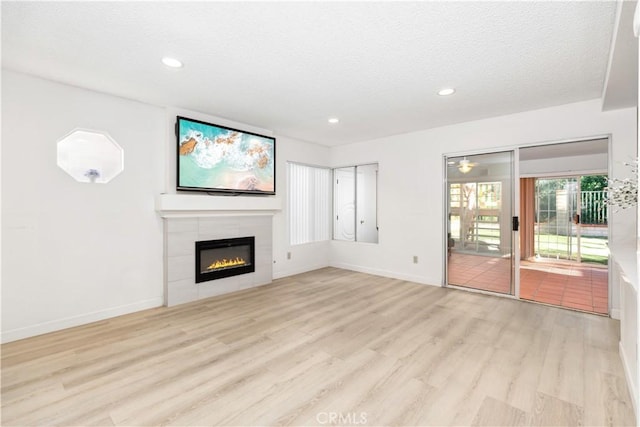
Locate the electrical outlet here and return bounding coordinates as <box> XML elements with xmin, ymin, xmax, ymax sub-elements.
<box><xmin>413</xmin><ymin>256</ymin><xmax>418</xmax><ymax>264</ymax></box>
<box><xmin>287</xmin><ymin>252</ymin><xmax>291</xmax><ymax>260</ymax></box>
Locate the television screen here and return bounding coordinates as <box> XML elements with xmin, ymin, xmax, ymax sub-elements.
<box><xmin>176</xmin><ymin>116</ymin><xmax>275</xmax><ymax>195</ymax></box>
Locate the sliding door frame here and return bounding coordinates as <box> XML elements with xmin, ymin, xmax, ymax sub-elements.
<box><xmin>443</xmin><ymin>148</ymin><xmax>520</xmax><ymax>298</ymax></box>
<box><xmin>442</xmin><ymin>134</ymin><xmax>612</xmax><ymax>314</ymax></box>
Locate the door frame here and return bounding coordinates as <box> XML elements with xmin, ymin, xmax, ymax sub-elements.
<box><xmin>442</xmin><ymin>134</ymin><xmax>612</xmax><ymax>315</ymax></box>
<box><xmin>443</xmin><ymin>148</ymin><xmax>520</xmax><ymax>298</ymax></box>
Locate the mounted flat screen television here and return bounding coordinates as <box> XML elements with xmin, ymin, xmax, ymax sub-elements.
<box><xmin>176</xmin><ymin>116</ymin><xmax>275</xmax><ymax>195</ymax></box>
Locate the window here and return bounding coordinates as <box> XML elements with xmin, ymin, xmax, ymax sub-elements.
<box><xmin>288</xmin><ymin>162</ymin><xmax>332</xmax><ymax>245</ymax></box>
<box><xmin>333</xmin><ymin>163</ymin><xmax>378</xmax><ymax>243</ymax></box>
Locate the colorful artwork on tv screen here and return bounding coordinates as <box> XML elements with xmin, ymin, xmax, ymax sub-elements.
<box><xmin>177</xmin><ymin>117</ymin><xmax>275</xmax><ymax>194</ymax></box>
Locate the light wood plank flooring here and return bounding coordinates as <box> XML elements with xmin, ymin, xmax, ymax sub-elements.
<box><xmin>1</xmin><ymin>268</ymin><xmax>635</xmax><ymax>426</ymax></box>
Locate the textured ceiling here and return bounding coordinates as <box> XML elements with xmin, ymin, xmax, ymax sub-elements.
<box><xmin>1</xmin><ymin>1</ymin><xmax>620</xmax><ymax>146</ymax></box>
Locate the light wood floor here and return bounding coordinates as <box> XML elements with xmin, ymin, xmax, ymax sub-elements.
<box><xmin>1</xmin><ymin>268</ymin><xmax>635</xmax><ymax>426</ymax></box>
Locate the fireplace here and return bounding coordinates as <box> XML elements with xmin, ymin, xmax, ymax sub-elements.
<box><xmin>195</xmin><ymin>236</ymin><xmax>255</xmax><ymax>283</ymax></box>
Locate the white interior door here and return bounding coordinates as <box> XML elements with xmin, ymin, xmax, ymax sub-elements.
<box><xmin>333</xmin><ymin>167</ymin><xmax>356</xmax><ymax>241</ymax></box>
<box><xmin>356</xmin><ymin>164</ymin><xmax>379</xmax><ymax>243</ymax></box>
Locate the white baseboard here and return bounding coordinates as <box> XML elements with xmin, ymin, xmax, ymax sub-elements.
<box><xmin>273</xmin><ymin>262</ymin><xmax>331</xmax><ymax>280</ymax></box>
<box><xmin>1</xmin><ymin>297</ymin><xmax>164</xmax><ymax>343</ymax></box>
<box><xmin>329</xmin><ymin>262</ymin><xmax>440</xmax><ymax>287</ymax></box>
<box><xmin>620</xmin><ymin>340</ymin><xmax>639</xmax><ymax>420</ymax></box>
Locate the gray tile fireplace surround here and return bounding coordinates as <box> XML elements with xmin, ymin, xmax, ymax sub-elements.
<box><xmin>164</xmin><ymin>215</ymin><xmax>273</xmax><ymax>306</ymax></box>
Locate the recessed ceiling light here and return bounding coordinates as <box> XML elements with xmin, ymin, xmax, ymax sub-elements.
<box><xmin>447</xmin><ymin>160</ymin><xmax>456</xmax><ymax>165</ymax></box>
<box><xmin>328</xmin><ymin>117</ymin><xmax>339</xmax><ymax>124</ymax></box>
<box><xmin>162</xmin><ymin>57</ymin><xmax>183</xmax><ymax>68</ymax></box>
<box><xmin>438</xmin><ymin>88</ymin><xmax>456</xmax><ymax>96</ymax></box>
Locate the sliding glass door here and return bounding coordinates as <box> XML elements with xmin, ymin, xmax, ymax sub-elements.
<box><xmin>534</xmin><ymin>175</ymin><xmax>608</xmax><ymax>265</ymax></box>
<box><xmin>446</xmin><ymin>151</ymin><xmax>516</xmax><ymax>295</ymax></box>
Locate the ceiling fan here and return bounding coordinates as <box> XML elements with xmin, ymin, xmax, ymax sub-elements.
<box><xmin>456</xmin><ymin>157</ymin><xmax>477</xmax><ymax>174</ymax></box>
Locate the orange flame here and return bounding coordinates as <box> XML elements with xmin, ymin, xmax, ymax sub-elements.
<box><xmin>208</xmin><ymin>257</ymin><xmax>247</xmax><ymax>270</ymax></box>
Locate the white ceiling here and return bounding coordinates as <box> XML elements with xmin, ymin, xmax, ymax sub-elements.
<box><xmin>1</xmin><ymin>1</ymin><xmax>630</xmax><ymax>146</ymax></box>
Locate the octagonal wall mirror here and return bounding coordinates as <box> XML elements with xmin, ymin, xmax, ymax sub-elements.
<box><xmin>57</xmin><ymin>129</ymin><xmax>124</xmax><ymax>183</ymax></box>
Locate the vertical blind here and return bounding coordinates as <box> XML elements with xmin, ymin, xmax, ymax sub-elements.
<box><xmin>288</xmin><ymin>162</ymin><xmax>332</xmax><ymax>245</ymax></box>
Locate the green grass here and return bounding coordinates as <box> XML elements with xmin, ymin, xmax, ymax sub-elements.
<box><xmin>535</xmin><ymin>234</ymin><xmax>608</xmax><ymax>265</ymax></box>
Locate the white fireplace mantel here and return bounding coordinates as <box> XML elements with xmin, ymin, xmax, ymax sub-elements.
<box><xmin>155</xmin><ymin>194</ymin><xmax>282</xmax><ymax>218</ymax></box>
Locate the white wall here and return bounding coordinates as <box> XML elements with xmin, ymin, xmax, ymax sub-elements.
<box><xmin>637</xmin><ymin>5</ymin><xmax>640</xmax><ymax>415</ymax></box>
<box><xmin>331</xmin><ymin>130</ymin><xmax>440</xmax><ymax>284</ymax></box>
<box><xmin>1</xmin><ymin>71</ymin><xmax>331</xmax><ymax>342</ymax></box>
<box><xmin>1</xmin><ymin>71</ymin><xmax>166</xmax><ymax>342</ymax></box>
<box><xmin>329</xmin><ymin>100</ymin><xmax>637</xmax><ymax>304</ymax></box>
<box><xmin>272</xmin><ymin>136</ymin><xmax>331</xmax><ymax>279</ymax></box>
<box><xmin>616</xmin><ymin>255</ymin><xmax>638</xmax><ymax>417</ymax></box>
<box><xmin>628</xmin><ymin>5</ymin><xmax>640</xmax><ymax>416</ymax></box>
